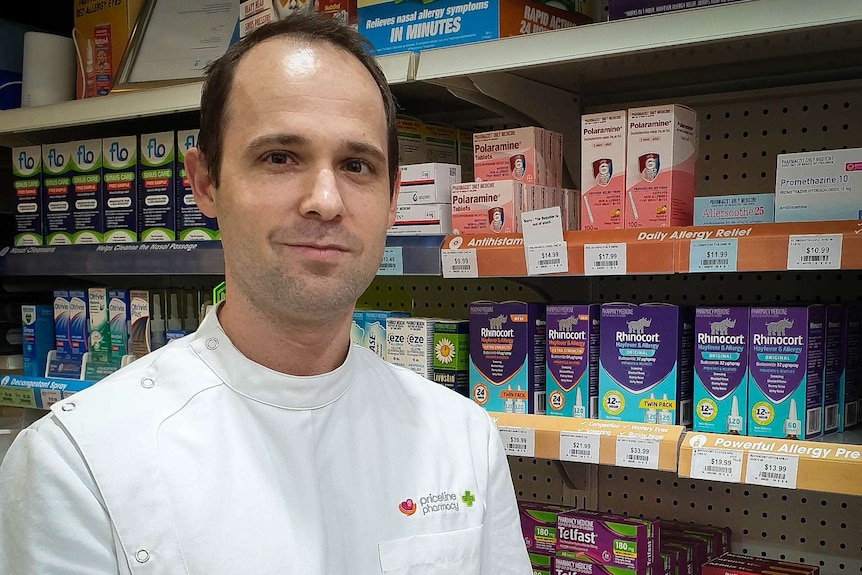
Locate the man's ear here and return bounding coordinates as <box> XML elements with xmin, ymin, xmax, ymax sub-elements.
<box><xmin>185</xmin><ymin>148</ymin><xmax>218</xmax><ymax>218</ymax></box>
<box><xmin>388</xmin><ymin>169</ymin><xmax>400</xmax><ymax>229</ymax></box>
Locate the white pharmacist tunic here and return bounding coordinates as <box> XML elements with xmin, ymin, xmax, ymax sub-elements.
<box><xmin>0</xmin><ymin>309</ymin><xmax>531</xmax><ymax>575</ymax></box>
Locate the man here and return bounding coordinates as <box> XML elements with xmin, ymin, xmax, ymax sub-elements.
<box><xmin>0</xmin><ymin>13</ymin><xmax>531</xmax><ymax>575</ymax></box>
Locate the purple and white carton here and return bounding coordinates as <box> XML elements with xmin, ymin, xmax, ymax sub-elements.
<box><xmin>556</xmin><ymin>509</ymin><xmax>651</xmax><ymax>570</ymax></box>
<box><xmin>469</xmin><ymin>301</ymin><xmax>546</xmax><ymax>414</ymax></box>
<box><xmin>693</xmin><ymin>307</ymin><xmax>749</xmax><ymax>435</ymax></box>
<box><xmin>546</xmin><ymin>304</ymin><xmax>600</xmax><ymax>418</ymax></box>
<box><xmin>748</xmin><ymin>306</ymin><xmax>825</xmax><ymax>439</ymax></box>
<box><xmin>825</xmin><ymin>305</ymin><xmax>847</xmax><ymax>434</ymax></box>
<box><xmin>599</xmin><ymin>303</ymin><xmax>694</xmax><ymax>425</ymax></box>
<box><xmin>844</xmin><ymin>305</ymin><xmax>860</xmax><ymax>429</ymax></box>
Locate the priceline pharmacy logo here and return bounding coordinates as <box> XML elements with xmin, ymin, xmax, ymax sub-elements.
<box><xmin>398</xmin><ymin>491</ymin><xmax>475</xmax><ymax>517</ymax></box>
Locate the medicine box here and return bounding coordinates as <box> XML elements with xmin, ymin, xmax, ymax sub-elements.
<box><xmin>139</xmin><ymin>132</ymin><xmax>176</xmax><ymax>241</ymax></box>
<box><xmin>693</xmin><ymin>193</ymin><xmax>775</xmax><ymax>226</ymax></box>
<box><xmin>12</xmin><ymin>145</ymin><xmax>43</xmax><ymax>246</ymax></box>
<box><xmin>398</xmin><ymin>162</ymin><xmax>461</xmax><ymax>204</ymax></box>
<box><xmin>70</xmin><ymin>138</ymin><xmax>104</xmax><ymax>244</ymax></box>
<box><xmin>177</xmin><ymin>129</ymin><xmax>219</xmax><ymax>240</ymax></box>
<box><xmin>432</xmin><ymin>319</ymin><xmax>469</xmax><ymax>396</ymax></box>
<box><xmin>580</xmin><ymin>110</ymin><xmax>626</xmax><ymax>230</ymax></box>
<box><xmin>42</xmin><ymin>142</ymin><xmax>75</xmax><ymax>245</ymax></box>
<box><xmin>103</xmin><ymin>136</ymin><xmax>138</xmax><ymax>243</ymax></box>
<box><xmin>608</xmin><ymin>0</ymin><xmax>746</xmax><ymax>20</ymax></box>
<box><xmin>385</xmin><ymin>317</ymin><xmax>435</xmax><ymax>378</ymax></box>
<box><xmin>774</xmin><ymin>148</ymin><xmax>862</xmax><ymax>222</ymax></box>
<box><xmin>388</xmin><ymin>204</ymin><xmax>452</xmax><ymax>235</ymax></box>
<box><xmin>545</xmin><ymin>304</ymin><xmax>600</xmax><ymax>418</ymax></box>
<box><xmin>474</xmin><ymin>127</ymin><xmax>562</xmax><ymax>186</ymax></box>
<box><xmin>21</xmin><ymin>305</ymin><xmax>53</xmax><ymax>377</ymax></box>
<box><xmin>451</xmin><ymin>180</ymin><xmax>528</xmax><ymax>235</ymax></box>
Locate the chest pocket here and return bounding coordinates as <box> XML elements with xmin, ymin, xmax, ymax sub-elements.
<box><xmin>378</xmin><ymin>525</ymin><xmax>482</xmax><ymax>574</ymax></box>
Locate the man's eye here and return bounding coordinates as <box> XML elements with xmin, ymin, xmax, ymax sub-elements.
<box><xmin>345</xmin><ymin>159</ymin><xmax>368</xmax><ymax>174</ymax></box>
<box><xmin>267</xmin><ymin>152</ymin><xmax>289</xmax><ymax>164</ymax></box>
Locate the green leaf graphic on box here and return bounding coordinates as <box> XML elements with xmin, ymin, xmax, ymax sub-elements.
<box><xmin>607</xmin><ymin>522</ymin><xmax>639</xmax><ymax>537</ymax></box>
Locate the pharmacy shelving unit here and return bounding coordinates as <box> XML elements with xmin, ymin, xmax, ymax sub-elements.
<box><xmin>1</xmin><ymin>0</ymin><xmax>861</xmax><ymax>570</ymax></box>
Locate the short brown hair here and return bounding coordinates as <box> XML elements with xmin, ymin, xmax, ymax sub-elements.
<box><xmin>197</xmin><ymin>12</ymin><xmax>398</xmax><ymax>195</ymax></box>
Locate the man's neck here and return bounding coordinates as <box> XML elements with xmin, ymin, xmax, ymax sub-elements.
<box><xmin>216</xmin><ymin>295</ymin><xmax>353</xmax><ymax>377</ymax></box>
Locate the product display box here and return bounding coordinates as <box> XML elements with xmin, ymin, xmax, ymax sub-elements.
<box><xmin>70</xmin><ymin>138</ymin><xmax>104</xmax><ymax>244</ymax></box>
<box><xmin>556</xmin><ymin>509</ymin><xmax>654</xmax><ymax>570</ymax></box>
<box><xmin>474</xmin><ymin>127</ymin><xmax>562</xmax><ymax>186</ymax></box>
<box><xmin>432</xmin><ymin>319</ymin><xmax>470</xmax><ymax>396</ymax></box>
<box><xmin>388</xmin><ymin>204</ymin><xmax>453</xmax><ymax>235</ymax></box>
<box><xmin>581</xmin><ymin>111</ymin><xmax>626</xmax><ymax>230</ymax></box>
<box><xmin>103</xmin><ymin>136</ymin><xmax>138</xmax><ymax>243</ymax></box>
<box><xmin>774</xmin><ymin>148</ymin><xmax>862</xmax><ymax>222</ymax></box>
<box><xmin>359</xmin><ymin>0</ymin><xmax>591</xmax><ymax>56</ymax></box>
<box><xmin>608</xmin><ymin>0</ymin><xmax>746</xmax><ymax>21</ymax></box>
<box><xmin>12</xmin><ymin>145</ymin><xmax>43</xmax><ymax>246</ymax></box>
<box><xmin>397</xmin><ymin>118</ymin><xmax>426</xmax><ymax>165</ymax></box>
<box><xmin>451</xmin><ymin>180</ymin><xmax>528</xmax><ymax>235</ymax></box>
<box><xmin>42</xmin><ymin>142</ymin><xmax>76</xmax><ymax>245</ymax></box>
<box><xmin>22</xmin><ymin>305</ymin><xmax>54</xmax><ymax>378</ymax></box>
<box><xmin>385</xmin><ymin>317</ymin><xmax>435</xmax><ymax>378</ymax></box>
<box><xmin>545</xmin><ymin>304</ymin><xmax>600</xmax><ymax>418</ymax></box>
<box><xmin>693</xmin><ymin>193</ymin><xmax>775</xmax><ymax>226</ymax></box>
<box><xmin>315</xmin><ymin>0</ymin><xmax>358</xmax><ymax>25</ymax></box>
<box><xmin>518</xmin><ymin>501</ymin><xmax>573</xmax><ymax>555</ymax></box>
<box><xmin>702</xmin><ymin>553</ymin><xmax>819</xmax><ymax>575</ymax></box>
<box><xmin>424</xmin><ymin>125</ymin><xmax>459</xmax><ymax>164</ymax></box>
<box><xmin>139</xmin><ymin>131</ymin><xmax>176</xmax><ymax>242</ymax></box>
<box><xmin>176</xmin><ymin>129</ymin><xmax>219</xmax><ymax>240</ymax></box>
<box><xmin>398</xmin><ymin>162</ymin><xmax>462</xmax><ymax>204</ymax></box>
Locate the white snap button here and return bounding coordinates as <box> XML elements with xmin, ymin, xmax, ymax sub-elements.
<box><xmin>135</xmin><ymin>549</ymin><xmax>150</xmax><ymax>563</ymax></box>
<box><xmin>141</xmin><ymin>378</ymin><xmax>155</xmax><ymax>389</ymax></box>
<box><xmin>61</xmin><ymin>402</ymin><xmax>76</xmax><ymax>412</ymax></box>
<box><xmin>206</xmin><ymin>338</ymin><xmax>219</xmax><ymax>350</ymax></box>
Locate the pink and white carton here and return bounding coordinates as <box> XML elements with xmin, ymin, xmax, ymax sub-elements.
<box><xmin>581</xmin><ymin>111</ymin><xmax>627</xmax><ymax>230</ymax></box>
<box><xmin>625</xmin><ymin>104</ymin><xmax>697</xmax><ymax>228</ymax></box>
<box><xmin>474</xmin><ymin>127</ymin><xmax>562</xmax><ymax>186</ymax></box>
<box><xmin>451</xmin><ymin>180</ymin><xmax>528</xmax><ymax>235</ymax></box>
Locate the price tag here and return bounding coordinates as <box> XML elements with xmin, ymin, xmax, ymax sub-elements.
<box><xmin>745</xmin><ymin>452</ymin><xmax>799</xmax><ymax>489</ymax></box>
<box><xmin>376</xmin><ymin>246</ymin><xmax>403</xmax><ymax>275</ymax></box>
<box><xmin>526</xmin><ymin>242</ymin><xmax>569</xmax><ymax>275</ymax></box>
<box><xmin>499</xmin><ymin>426</ymin><xmax>536</xmax><ymax>457</ymax></box>
<box><xmin>615</xmin><ymin>436</ymin><xmax>660</xmax><ymax>469</ymax></box>
<box><xmin>559</xmin><ymin>431</ymin><xmax>600</xmax><ymax>464</ymax></box>
<box><xmin>787</xmin><ymin>234</ymin><xmax>842</xmax><ymax>270</ymax></box>
<box><xmin>690</xmin><ymin>447</ymin><xmax>744</xmax><ymax>483</ymax></box>
<box><xmin>441</xmin><ymin>249</ymin><xmax>478</xmax><ymax>278</ymax></box>
<box><xmin>689</xmin><ymin>239</ymin><xmax>738</xmax><ymax>272</ymax></box>
<box><xmin>584</xmin><ymin>243</ymin><xmax>627</xmax><ymax>275</ymax></box>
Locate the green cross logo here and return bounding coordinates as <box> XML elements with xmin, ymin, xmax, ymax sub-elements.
<box><xmin>461</xmin><ymin>491</ymin><xmax>475</xmax><ymax>507</ymax></box>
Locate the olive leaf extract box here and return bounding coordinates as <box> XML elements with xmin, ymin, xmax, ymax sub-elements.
<box><xmin>139</xmin><ymin>131</ymin><xmax>176</xmax><ymax>242</ymax></box>
<box><xmin>70</xmin><ymin>138</ymin><xmax>104</xmax><ymax>244</ymax></box>
<box><xmin>432</xmin><ymin>319</ymin><xmax>469</xmax><ymax>395</ymax></box>
<box><xmin>177</xmin><ymin>129</ymin><xmax>219</xmax><ymax>240</ymax></box>
<box><xmin>12</xmin><ymin>145</ymin><xmax>43</xmax><ymax>246</ymax></box>
<box><xmin>474</xmin><ymin>127</ymin><xmax>561</xmax><ymax>186</ymax></box>
<box><xmin>42</xmin><ymin>142</ymin><xmax>76</xmax><ymax>245</ymax></box>
<box><xmin>748</xmin><ymin>306</ymin><xmax>825</xmax><ymax>440</ymax></box>
<box><xmin>556</xmin><ymin>509</ymin><xmax>652</xmax><ymax>570</ymax></box>
<box><xmin>103</xmin><ymin>136</ymin><xmax>138</xmax><ymax>242</ymax></box>
<box><xmin>580</xmin><ymin>110</ymin><xmax>626</xmax><ymax>230</ymax></box>
<box><xmin>451</xmin><ymin>180</ymin><xmax>528</xmax><ymax>235</ymax></box>
<box><xmin>694</xmin><ymin>307</ymin><xmax>749</xmax><ymax>435</ymax></box>
<box><xmin>469</xmin><ymin>301</ymin><xmax>546</xmax><ymax>414</ymax></box>
<box><xmin>358</xmin><ymin>0</ymin><xmax>591</xmax><ymax>56</ymax></box>
<box><xmin>545</xmin><ymin>304</ymin><xmax>600</xmax><ymax>419</ymax></box>
<box><xmin>774</xmin><ymin>148</ymin><xmax>862</xmax><ymax>222</ymax></box>
<box><xmin>599</xmin><ymin>303</ymin><xmax>694</xmax><ymax>426</ymax></box>
<box><xmin>625</xmin><ymin>104</ymin><xmax>697</xmax><ymax>229</ymax></box>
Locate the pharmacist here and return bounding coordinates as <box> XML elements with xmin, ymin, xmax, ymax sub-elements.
<box><xmin>0</xmin><ymin>14</ymin><xmax>530</xmax><ymax>575</ymax></box>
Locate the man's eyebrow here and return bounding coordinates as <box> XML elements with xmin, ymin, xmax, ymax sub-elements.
<box><xmin>246</xmin><ymin>133</ymin><xmax>310</xmax><ymax>152</ymax></box>
<box><xmin>342</xmin><ymin>140</ymin><xmax>386</xmax><ymax>165</ymax></box>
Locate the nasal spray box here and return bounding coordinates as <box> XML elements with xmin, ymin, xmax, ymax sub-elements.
<box><xmin>599</xmin><ymin>303</ymin><xmax>694</xmax><ymax>425</ymax></box>
<box><xmin>129</xmin><ymin>290</ymin><xmax>151</xmax><ymax>357</ymax></box>
<box><xmin>625</xmin><ymin>104</ymin><xmax>697</xmax><ymax>228</ymax></box>
<box><xmin>13</xmin><ymin>146</ymin><xmax>44</xmax><ymax>246</ymax></box>
<box><xmin>139</xmin><ymin>132</ymin><xmax>176</xmax><ymax>241</ymax></box>
<box><xmin>748</xmin><ymin>306</ymin><xmax>825</xmax><ymax>440</ymax></box>
<box><xmin>109</xmin><ymin>289</ymin><xmax>131</xmax><ymax>364</ymax></box>
<box><xmin>43</xmin><ymin>142</ymin><xmax>75</xmax><ymax>245</ymax></box>
<box><xmin>545</xmin><ymin>304</ymin><xmax>600</xmax><ymax>418</ymax></box>
<box><xmin>87</xmin><ymin>287</ymin><xmax>110</xmax><ymax>364</ymax></box>
<box><xmin>177</xmin><ymin>129</ymin><xmax>219</xmax><ymax>240</ymax></box>
<box><xmin>22</xmin><ymin>305</ymin><xmax>54</xmax><ymax>377</ymax></box>
<box><xmin>694</xmin><ymin>307</ymin><xmax>749</xmax><ymax>435</ymax></box>
<box><xmin>67</xmin><ymin>290</ymin><xmax>90</xmax><ymax>358</ymax></box>
<box><xmin>580</xmin><ymin>110</ymin><xmax>626</xmax><ymax>230</ymax></box>
<box><xmin>775</xmin><ymin>148</ymin><xmax>862</xmax><ymax>222</ymax></box>
<box><xmin>53</xmin><ymin>290</ymin><xmax>72</xmax><ymax>359</ymax></box>
<box><xmin>474</xmin><ymin>127</ymin><xmax>562</xmax><ymax>186</ymax></box>
<box><xmin>824</xmin><ymin>305</ymin><xmax>847</xmax><ymax>434</ymax></box>
<box><xmin>433</xmin><ymin>319</ymin><xmax>470</xmax><ymax>396</ymax></box>
<box><xmin>103</xmin><ymin>135</ymin><xmax>138</xmax><ymax>242</ymax></box>
<box><xmin>71</xmin><ymin>139</ymin><xmax>104</xmax><ymax>243</ymax></box>
<box><xmin>469</xmin><ymin>301</ymin><xmax>546</xmax><ymax>414</ymax></box>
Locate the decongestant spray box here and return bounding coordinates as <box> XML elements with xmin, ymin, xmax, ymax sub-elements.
<box><xmin>545</xmin><ymin>304</ymin><xmax>600</xmax><ymax>418</ymax></box>
<box><xmin>103</xmin><ymin>135</ymin><xmax>138</xmax><ymax>243</ymax></box>
<box><xmin>580</xmin><ymin>110</ymin><xmax>626</xmax><ymax>230</ymax></box>
<box><xmin>70</xmin><ymin>138</ymin><xmax>103</xmax><ymax>244</ymax></box>
<box><xmin>13</xmin><ymin>145</ymin><xmax>43</xmax><ymax>246</ymax></box>
<box><xmin>139</xmin><ymin>131</ymin><xmax>176</xmax><ymax>241</ymax></box>
<box><xmin>176</xmin><ymin>129</ymin><xmax>219</xmax><ymax>240</ymax></box>
<box><xmin>748</xmin><ymin>306</ymin><xmax>825</xmax><ymax>439</ymax></box>
<box><xmin>694</xmin><ymin>307</ymin><xmax>749</xmax><ymax>435</ymax></box>
<box><xmin>67</xmin><ymin>290</ymin><xmax>90</xmax><ymax>358</ymax></box>
<box><xmin>470</xmin><ymin>301</ymin><xmax>546</xmax><ymax>414</ymax></box>
<box><xmin>22</xmin><ymin>305</ymin><xmax>54</xmax><ymax>377</ymax></box>
<box><xmin>43</xmin><ymin>142</ymin><xmax>76</xmax><ymax>245</ymax></box>
<box><xmin>109</xmin><ymin>288</ymin><xmax>131</xmax><ymax>364</ymax></box>
<box><xmin>87</xmin><ymin>287</ymin><xmax>110</xmax><ymax>364</ymax></box>
<box><xmin>599</xmin><ymin>303</ymin><xmax>694</xmax><ymax>425</ymax></box>
<box><xmin>625</xmin><ymin>104</ymin><xmax>697</xmax><ymax>228</ymax></box>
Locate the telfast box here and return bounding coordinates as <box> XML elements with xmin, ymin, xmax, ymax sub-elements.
<box><xmin>545</xmin><ymin>304</ymin><xmax>600</xmax><ymax>418</ymax></box>
<box><xmin>599</xmin><ymin>303</ymin><xmax>694</xmax><ymax>425</ymax></box>
<box><xmin>13</xmin><ymin>146</ymin><xmax>43</xmax><ymax>246</ymax></box>
<box><xmin>469</xmin><ymin>301</ymin><xmax>546</xmax><ymax>414</ymax></box>
<box><xmin>625</xmin><ymin>104</ymin><xmax>697</xmax><ymax>228</ymax></box>
<box><xmin>748</xmin><ymin>306</ymin><xmax>825</xmax><ymax>439</ymax></box>
<box><xmin>70</xmin><ymin>138</ymin><xmax>104</xmax><ymax>244</ymax></box>
<box><xmin>43</xmin><ymin>142</ymin><xmax>76</xmax><ymax>245</ymax></box>
<box><xmin>775</xmin><ymin>148</ymin><xmax>862</xmax><ymax>222</ymax></box>
<box><xmin>139</xmin><ymin>131</ymin><xmax>176</xmax><ymax>241</ymax></box>
<box><xmin>103</xmin><ymin>135</ymin><xmax>138</xmax><ymax>242</ymax></box>
<box><xmin>177</xmin><ymin>129</ymin><xmax>219</xmax><ymax>240</ymax></box>
<box><xmin>580</xmin><ymin>110</ymin><xmax>626</xmax><ymax>230</ymax></box>
<box><xmin>694</xmin><ymin>307</ymin><xmax>749</xmax><ymax>435</ymax></box>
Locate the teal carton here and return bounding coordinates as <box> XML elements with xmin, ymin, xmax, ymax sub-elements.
<box><xmin>21</xmin><ymin>305</ymin><xmax>54</xmax><ymax>377</ymax></box>
<box><xmin>88</xmin><ymin>287</ymin><xmax>110</xmax><ymax>364</ymax></box>
<box><xmin>103</xmin><ymin>135</ymin><xmax>138</xmax><ymax>242</ymax></box>
<box><xmin>139</xmin><ymin>131</ymin><xmax>176</xmax><ymax>241</ymax></box>
<box><xmin>363</xmin><ymin>309</ymin><xmax>409</xmax><ymax>359</ymax></box>
<box><xmin>176</xmin><ymin>129</ymin><xmax>219</xmax><ymax>240</ymax></box>
<box><xmin>43</xmin><ymin>142</ymin><xmax>75</xmax><ymax>245</ymax></box>
<box><xmin>70</xmin><ymin>138</ymin><xmax>103</xmax><ymax>243</ymax></box>
<box><xmin>12</xmin><ymin>145</ymin><xmax>43</xmax><ymax>246</ymax></box>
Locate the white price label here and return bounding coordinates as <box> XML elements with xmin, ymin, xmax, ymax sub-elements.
<box><xmin>441</xmin><ymin>248</ymin><xmax>478</xmax><ymax>278</ymax></box>
<box><xmin>615</xmin><ymin>436</ymin><xmax>660</xmax><ymax>469</ymax></box>
<box><xmin>559</xmin><ymin>432</ymin><xmax>600</xmax><ymax>464</ymax></box>
<box><xmin>526</xmin><ymin>242</ymin><xmax>569</xmax><ymax>275</ymax></box>
<box><xmin>787</xmin><ymin>234</ymin><xmax>842</xmax><ymax>270</ymax></box>
<box><xmin>690</xmin><ymin>447</ymin><xmax>744</xmax><ymax>483</ymax></box>
<box><xmin>499</xmin><ymin>426</ymin><xmax>536</xmax><ymax>457</ymax></box>
<box><xmin>745</xmin><ymin>452</ymin><xmax>799</xmax><ymax>489</ymax></box>
<box><xmin>584</xmin><ymin>243</ymin><xmax>627</xmax><ymax>275</ymax></box>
